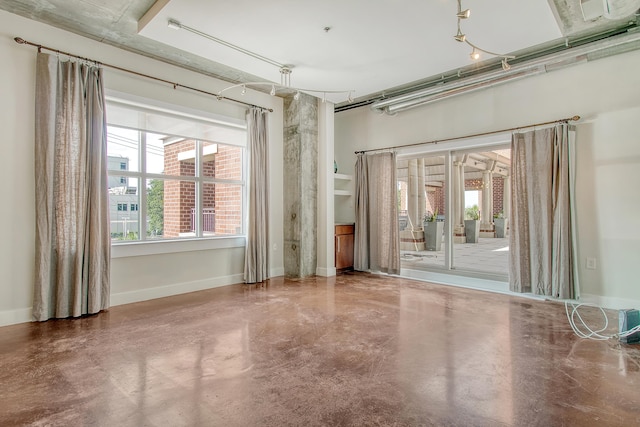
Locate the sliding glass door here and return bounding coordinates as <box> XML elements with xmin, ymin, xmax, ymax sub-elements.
<box><xmin>397</xmin><ymin>139</ymin><xmax>511</xmax><ymax>282</ymax></box>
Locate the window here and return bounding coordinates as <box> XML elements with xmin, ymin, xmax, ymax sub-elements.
<box><xmin>120</xmin><ymin>176</ymin><xmax>127</xmax><ymax>184</ymax></box>
<box><xmin>106</xmin><ymin>96</ymin><xmax>247</xmax><ymax>243</ymax></box>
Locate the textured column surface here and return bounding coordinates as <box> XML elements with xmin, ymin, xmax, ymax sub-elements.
<box><xmin>417</xmin><ymin>158</ymin><xmax>426</xmax><ymax>222</ymax></box>
<box><xmin>481</xmin><ymin>170</ymin><xmax>493</xmax><ymax>230</ymax></box>
<box><xmin>408</xmin><ymin>159</ymin><xmax>418</xmax><ymax>229</ymax></box>
<box><xmin>453</xmin><ymin>160</ymin><xmax>463</xmax><ymax>228</ymax></box>
<box><xmin>452</xmin><ymin>159</ymin><xmax>466</xmax><ymax>243</ymax></box>
<box><xmin>503</xmin><ymin>175</ymin><xmax>511</xmax><ymax>220</ymax></box>
<box><xmin>283</xmin><ymin>93</ymin><xmax>318</xmax><ymax>277</ymax></box>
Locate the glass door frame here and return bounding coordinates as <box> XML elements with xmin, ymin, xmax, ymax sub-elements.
<box><xmin>396</xmin><ymin>132</ymin><xmax>512</xmax><ymax>283</ymax></box>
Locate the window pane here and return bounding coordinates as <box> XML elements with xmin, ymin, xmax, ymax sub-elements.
<box><xmin>203</xmin><ymin>183</ymin><xmax>243</xmax><ymax>236</ymax></box>
<box><xmin>203</xmin><ymin>142</ymin><xmax>242</xmax><ymax>180</ymax></box>
<box><xmin>149</xmin><ymin>136</ymin><xmax>196</xmax><ymax>177</ymax></box>
<box><xmin>107</xmin><ymin>127</ymin><xmax>139</xmax><ymax>173</ymax></box>
<box><xmin>109</xmin><ymin>178</ymin><xmax>140</xmax><ymax>241</ymax></box>
<box><xmin>148</xmin><ymin>179</ymin><xmax>197</xmax><ymax>239</ymax></box>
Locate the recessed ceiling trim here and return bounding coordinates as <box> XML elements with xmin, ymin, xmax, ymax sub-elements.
<box><xmin>138</xmin><ymin>0</ymin><xmax>170</xmax><ymax>33</ymax></box>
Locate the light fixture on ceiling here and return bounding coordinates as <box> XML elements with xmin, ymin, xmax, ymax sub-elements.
<box><xmin>167</xmin><ymin>19</ymin><xmax>355</xmax><ymax>103</ymax></box>
<box><xmin>457</xmin><ymin>8</ymin><xmax>471</xmax><ymax>19</ymax></box>
<box><xmin>453</xmin><ymin>0</ymin><xmax>515</xmax><ymax>68</ymax></box>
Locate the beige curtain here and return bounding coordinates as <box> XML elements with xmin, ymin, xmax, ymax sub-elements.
<box><xmin>34</xmin><ymin>52</ymin><xmax>110</xmax><ymax>321</ymax></box>
<box><xmin>509</xmin><ymin>124</ymin><xmax>575</xmax><ymax>298</ymax></box>
<box><xmin>354</xmin><ymin>152</ymin><xmax>401</xmax><ymax>275</ymax></box>
<box><xmin>244</xmin><ymin>108</ymin><xmax>269</xmax><ymax>283</ymax></box>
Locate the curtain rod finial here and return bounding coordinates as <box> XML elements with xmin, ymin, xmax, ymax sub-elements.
<box><xmin>14</xmin><ymin>37</ymin><xmax>26</xmax><ymax>44</ymax></box>
<box><xmin>571</xmin><ymin>115</ymin><xmax>580</xmax><ymax>121</ymax></box>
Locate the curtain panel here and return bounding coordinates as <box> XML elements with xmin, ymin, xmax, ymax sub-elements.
<box><xmin>34</xmin><ymin>52</ymin><xmax>110</xmax><ymax>321</ymax></box>
<box><xmin>244</xmin><ymin>108</ymin><xmax>269</xmax><ymax>283</ymax></box>
<box><xmin>509</xmin><ymin>124</ymin><xmax>576</xmax><ymax>299</ymax></box>
<box><xmin>354</xmin><ymin>152</ymin><xmax>401</xmax><ymax>275</ymax></box>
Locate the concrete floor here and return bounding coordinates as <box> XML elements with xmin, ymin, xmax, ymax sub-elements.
<box><xmin>1</xmin><ymin>273</ymin><xmax>639</xmax><ymax>426</ymax></box>
<box><xmin>401</xmin><ymin>237</ymin><xmax>510</xmax><ymax>276</ymax></box>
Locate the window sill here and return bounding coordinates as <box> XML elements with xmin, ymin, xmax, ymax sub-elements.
<box><xmin>111</xmin><ymin>236</ymin><xmax>246</xmax><ymax>258</ymax></box>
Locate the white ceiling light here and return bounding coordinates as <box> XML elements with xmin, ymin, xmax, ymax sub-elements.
<box><xmin>454</xmin><ymin>0</ymin><xmax>515</xmax><ymax>66</ymax></box>
<box><xmin>167</xmin><ymin>19</ymin><xmax>355</xmax><ymax>103</ymax></box>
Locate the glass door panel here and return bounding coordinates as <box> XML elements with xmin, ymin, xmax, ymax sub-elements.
<box><xmin>450</xmin><ymin>147</ymin><xmax>510</xmax><ymax>278</ymax></box>
<box><xmin>398</xmin><ymin>155</ymin><xmax>447</xmax><ymax>270</ymax></box>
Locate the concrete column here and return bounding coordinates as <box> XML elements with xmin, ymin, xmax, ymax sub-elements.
<box><xmin>452</xmin><ymin>160</ymin><xmax>461</xmax><ymax>226</ymax></box>
<box><xmin>283</xmin><ymin>93</ymin><xmax>318</xmax><ymax>277</ymax></box>
<box><xmin>417</xmin><ymin>158</ymin><xmax>426</xmax><ymax>224</ymax></box>
<box><xmin>408</xmin><ymin>159</ymin><xmax>419</xmax><ymax>230</ymax></box>
<box><xmin>452</xmin><ymin>158</ymin><xmax>466</xmax><ymax>243</ymax></box>
<box><xmin>481</xmin><ymin>170</ymin><xmax>493</xmax><ymax>230</ymax></box>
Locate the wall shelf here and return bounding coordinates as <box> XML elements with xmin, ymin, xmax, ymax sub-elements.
<box><xmin>334</xmin><ymin>173</ymin><xmax>353</xmax><ymax>181</ymax></box>
<box><xmin>334</xmin><ymin>173</ymin><xmax>353</xmax><ymax>196</ymax></box>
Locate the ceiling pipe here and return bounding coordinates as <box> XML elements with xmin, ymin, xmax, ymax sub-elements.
<box><xmin>370</xmin><ymin>30</ymin><xmax>640</xmax><ymax>115</ymax></box>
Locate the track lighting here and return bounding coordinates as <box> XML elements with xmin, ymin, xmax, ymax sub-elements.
<box><xmin>457</xmin><ymin>9</ymin><xmax>471</xmax><ymax>19</ymax></box>
<box><xmin>167</xmin><ymin>19</ymin><xmax>181</xmax><ymax>30</ymax></box>
<box><xmin>454</xmin><ymin>1</ymin><xmax>516</xmax><ymax>69</ymax></box>
<box><xmin>167</xmin><ymin>19</ymin><xmax>355</xmax><ymax>104</ymax></box>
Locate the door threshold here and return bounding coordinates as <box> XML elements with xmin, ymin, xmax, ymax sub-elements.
<box><xmin>400</xmin><ymin>268</ymin><xmax>545</xmax><ymax>301</ymax></box>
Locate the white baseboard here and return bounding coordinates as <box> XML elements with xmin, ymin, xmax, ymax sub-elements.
<box><xmin>110</xmin><ymin>274</ymin><xmax>244</xmax><ymax>307</ymax></box>
<box><xmin>579</xmin><ymin>293</ymin><xmax>640</xmax><ymax>311</ymax></box>
<box><xmin>0</xmin><ymin>307</ymin><xmax>32</xmax><ymax>327</ymax></box>
<box><xmin>316</xmin><ymin>266</ymin><xmax>337</xmax><ymax>277</ymax></box>
<box><xmin>270</xmin><ymin>267</ymin><xmax>285</xmax><ymax>278</ymax></box>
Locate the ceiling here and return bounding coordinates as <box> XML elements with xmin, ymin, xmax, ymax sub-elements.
<box><xmin>2</xmin><ymin>0</ymin><xmax>639</xmax><ymax>105</ymax></box>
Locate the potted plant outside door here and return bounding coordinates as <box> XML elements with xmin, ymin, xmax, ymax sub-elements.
<box><xmin>494</xmin><ymin>212</ymin><xmax>508</xmax><ymax>238</ymax></box>
<box><xmin>423</xmin><ymin>210</ymin><xmax>443</xmax><ymax>251</ymax></box>
<box><xmin>464</xmin><ymin>205</ymin><xmax>480</xmax><ymax>243</ymax></box>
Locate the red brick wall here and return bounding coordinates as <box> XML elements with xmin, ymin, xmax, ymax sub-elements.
<box><xmin>464</xmin><ymin>177</ymin><xmax>505</xmax><ymax>219</ymax></box>
<box><xmin>213</xmin><ymin>144</ymin><xmax>242</xmax><ymax>234</ymax></box>
<box><xmin>492</xmin><ymin>176</ymin><xmax>504</xmax><ymax>218</ymax></box>
<box><xmin>161</xmin><ymin>140</ymin><xmax>243</xmax><ymax>237</ymax></box>
<box><xmin>426</xmin><ymin>185</ymin><xmax>445</xmax><ymax>216</ymax></box>
<box><xmin>164</xmin><ymin>140</ymin><xmax>196</xmax><ymax>237</ymax></box>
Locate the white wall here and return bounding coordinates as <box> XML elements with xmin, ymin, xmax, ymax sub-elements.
<box><xmin>0</xmin><ymin>10</ymin><xmax>284</xmax><ymax>326</ymax></box>
<box><xmin>335</xmin><ymin>48</ymin><xmax>640</xmax><ymax>309</ymax></box>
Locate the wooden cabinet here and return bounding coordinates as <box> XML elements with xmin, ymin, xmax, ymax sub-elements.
<box><xmin>335</xmin><ymin>224</ymin><xmax>355</xmax><ymax>271</ymax></box>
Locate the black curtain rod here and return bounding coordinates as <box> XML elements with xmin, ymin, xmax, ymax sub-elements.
<box><xmin>355</xmin><ymin>115</ymin><xmax>581</xmax><ymax>154</ymax></box>
<box><xmin>14</xmin><ymin>37</ymin><xmax>274</xmax><ymax>113</ymax></box>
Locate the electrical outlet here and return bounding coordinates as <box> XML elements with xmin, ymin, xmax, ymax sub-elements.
<box><xmin>586</xmin><ymin>257</ymin><xmax>597</xmax><ymax>270</ymax></box>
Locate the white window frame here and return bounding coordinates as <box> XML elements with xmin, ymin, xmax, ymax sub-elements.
<box><xmin>105</xmin><ymin>92</ymin><xmax>248</xmax><ymax>258</ymax></box>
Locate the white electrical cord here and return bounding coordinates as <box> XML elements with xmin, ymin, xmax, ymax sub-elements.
<box><xmin>565</xmin><ymin>301</ymin><xmax>640</xmax><ymax>341</ymax></box>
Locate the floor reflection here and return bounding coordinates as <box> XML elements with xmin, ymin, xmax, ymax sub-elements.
<box><xmin>1</xmin><ymin>273</ymin><xmax>638</xmax><ymax>426</ymax></box>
